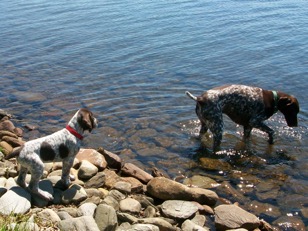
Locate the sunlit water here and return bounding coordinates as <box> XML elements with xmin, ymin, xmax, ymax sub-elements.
<box><xmin>1</xmin><ymin>0</ymin><xmax>307</xmax><ymax>227</ymax></box>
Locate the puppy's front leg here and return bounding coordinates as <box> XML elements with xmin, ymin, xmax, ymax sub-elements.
<box><xmin>61</xmin><ymin>157</ymin><xmax>75</xmax><ymax>187</ymax></box>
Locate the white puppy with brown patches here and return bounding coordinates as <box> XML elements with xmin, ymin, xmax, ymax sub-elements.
<box><xmin>5</xmin><ymin>108</ymin><xmax>98</xmax><ymax>201</ymax></box>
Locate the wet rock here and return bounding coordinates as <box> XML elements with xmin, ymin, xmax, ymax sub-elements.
<box><xmin>94</xmin><ymin>204</ymin><xmax>118</xmax><ymax>231</ymax></box>
<box><xmin>248</xmin><ymin>200</ymin><xmax>281</xmax><ymax>219</ymax></box>
<box><xmin>214</xmin><ymin>204</ymin><xmax>260</xmax><ymax>230</ymax></box>
<box><xmin>62</xmin><ymin>184</ymin><xmax>88</xmax><ymax>205</ymax></box>
<box><xmin>183</xmin><ymin>175</ymin><xmax>219</xmax><ymax>189</ymax></box>
<box><xmin>147</xmin><ymin>177</ymin><xmax>218</xmax><ymax>206</ymax></box>
<box><xmin>216</xmin><ymin>181</ymin><xmax>250</xmax><ymax>204</ymax></box>
<box><xmin>58</xmin><ymin>216</ymin><xmax>100</xmax><ymax>231</ymax></box>
<box><xmin>98</xmin><ymin>147</ymin><xmax>122</xmax><ymax>171</ymax></box>
<box><xmin>119</xmin><ymin>197</ymin><xmax>142</xmax><ymax>214</ymax></box>
<box><xmin>199</xmin><ymin>157</ymin><xmax>232</xmax><ymax>171</ymax></box>
<box><xmin>161</xmin><ymin>200</ymin><xmax>199</xmax><ymax>220</ymax></box>
<box><xmin>138</xmin><ymin>217</ymin><xmax>176</xmax><ymax>231</ymax></box>
<box><xmin>84</xmin><ymin>172</ymin><xmax>106</xmax><ymax>188</ymax></box>
<box><xmin>0</xmin><ymin>186</ymin><xmax>31</xmax><ymax>215</ymax></box>
<box><xmin>182</xmin><ymin>219</ymin><xmax>209</xmax><ymax>231</ymax></box>
<box><xmin>78</xmin><ymin>160</ymin><xmax>98</xmax><ymax>180</ymax></box>
<box><xmin>272</xmin><ymin>216</ymin><xmax>305</xmax><ymax>231</ymax></box>
<box><xmin>255</xmin><ymin>181</ymin><xmax>280</xmax><ymax>201</ymax></box>
<box><xmin>76</xmin><ymin>148</ymin><xmax>107</xmax><ymax>170</ymax></box>
<box><xmin>122</xmin><ymin>162</ymin><xmax>153</xmax><ymax>184</ymax></box>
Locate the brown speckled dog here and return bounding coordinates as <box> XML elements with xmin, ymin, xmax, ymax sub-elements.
<box><xmin>5</xmin><ymin>108</ymin><xmax>97</xmax><ymax>200</ymax></box>
<box><xmin>186</xmin><ymin>85</ymin><xmax>299</xmax><ymax>152</ymax></box>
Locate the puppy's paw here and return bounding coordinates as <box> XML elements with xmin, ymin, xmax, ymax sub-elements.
<box><xmin>38</xmin><ymin>190</ymin><xmax>54</xmax><ymax>201</ymax></box>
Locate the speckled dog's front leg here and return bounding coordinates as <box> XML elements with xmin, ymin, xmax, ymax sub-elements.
<box><xmin>61</xmin><ymin>157</ymin><xmax>75</xmax><ymax>187</ymax></box>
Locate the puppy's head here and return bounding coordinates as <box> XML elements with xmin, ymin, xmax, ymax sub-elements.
<box><xmin>77</xmin><ymin>108</ymin><xmax>98</xmax><ymax>132</ymax></box>
<box><xmin>278</xmin><ymin>96</ymin><xmax>299</xmax><ymax>127</ymax></box>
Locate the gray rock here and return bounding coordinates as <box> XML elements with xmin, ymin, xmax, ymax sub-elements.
<box><xmin>113</xmin><ymin>181</ymin><xmax>132</xmax><ymax>194</ymax></box>
<box><xmin>119</xmin><ymin>198</ymin><xmax>142</xmax><ymax>214</ymax></box>
<box><xmin>78</xmin><ymin>160</ymin><xmax>98</xmax><ymax>180</ymax></box>
<box><xmin>182</xmin><ymin>219</ymin><xmax>209</xmax><ymax>231</ymax></box>
<box><xmin>95</xmin><ymin>204</ymin><xmax>118</xmax><ymax>231</ymax></box>
<box><xmin>31</xmin><ymin>180</ymin><xmax>54</xmax><ymax>207</ymax></box>
<box><xmin>144</xmin><ymin>206</ymin><xmax>156</xmax><ymax>218</ymax></box>
<box><xmin>58</xmin><ymin>216</ymin><xmax>100</xmax><ymax>231</ymax></box>
<box><xmin>104</xmin><ymin>195</ymin><xmax>120</xmax><ymax>210</ymax></box>
<box><xmin>117</xmin><ymin>212</ymin><xmax>139</xmax><ymax>224</ymax></box>
<box><xmin>0</xmin><ymin>186</ymin><xmax>31</xmax><ymax>215</ymax></box>
<box><xmin>57</xmin><ymin>211</ymin><xmax>73</xmax><ymax>220</ymax></box>
<box><xmin>78</xmin><ymin>202</ymin><xmax>97</xmax><ymax>217</ymax></box>
<box><xmin>138</xmin><ymin>217</ymin><xmax>176</xmax><ymax>231</ymax></box>
<box><xmin>214</xmin><ymin>204</ymin><xmax>260</xmax><ymax>230</ymax></box>
<box><xmin>124</xmin><ymin>224</ymin><xmax>159</xmax><ymax>231</ymax></box>
<box><xmin>62</xmin><ymin>184</ymin><xmax>88</xmax><ymax>205</ymax></box>
<box><xmin>272</xmin><ymin>215</ymin><xmax>306</xmax><ymax>231</ymax></box>
<box><xmin>36</xmin><ymin>208</ymin><xmax>61</xmax><ymax>227</ymax></box>
<box><xmin>147</xmin><ymin>177</ymin><xmax>218</xmax><ymax>206</ymax></box>
<box><xmin>84</xmin><ymin>172</ymin><xmax>106</xmax><ymax>188</ymax></box>
<box><xmin>109</xmin><ymin>189</ymin><xmax>126</xmax><ymax>201</ymax></box>
<box><xmin>161</xmin><ymin>200</ymin><xmax>199</xmax><ymax>220</ymax></box>
<box><xmin>5</xmin><ymin>177</ymin><xmax>17</xmax><ymax>189</ymax></box>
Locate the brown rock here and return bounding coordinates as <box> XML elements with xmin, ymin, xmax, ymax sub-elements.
<box><xmin>121</xmin><ymin>163</ymin><xmax>153</xmax><ymax>184</ymax></box>
<box><xmin>147</xmin><ymin>177</ymin><xmax>218</xmax><ymax>206</ymax></box>
<box><xmin>76</xmin><ymin>149</ymin><xmax>107</xmax><ymax>170</ymax></box>
<box><xmin>84</xmin><ymin>172</ymin><xmax>106</xmax><ymax>189</ymax></box>
<box><xmin>0</xmin><ymin>120</ymin><xmax>16</xmax><ymax>133</ymax></box>
<box><xmin>0</xmin><ymin>131</ymin><xmax>18</xmax><ymax>139</ymax></box>
<box><xmin>97</xmin><ymin>147</ymin><xmax>122</xmax><ymax>171</ymax></box>
<box><xmin>121</xmin><ymin>177</ymin><xmax>144</xmax><ymax>193</ymax></box>
<box><xmin>2</xmin><ymin>136</ymin><xmax>25</xmax><ymax>148</ymax></box>
<box><xmin>102</xmin><ymin>169</ymin><xmax>122</xmax><ymax>189</ymax></box>
<box><xmin>0</xmin><ymin>141</ymin><xmax>13</xmax><ymax>155</ymax></box>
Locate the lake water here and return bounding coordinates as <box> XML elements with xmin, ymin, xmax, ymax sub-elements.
<box><xmin>1</xmin><ymin>0</ymin><xmax>307</xmax><ymax>228</ymax></box>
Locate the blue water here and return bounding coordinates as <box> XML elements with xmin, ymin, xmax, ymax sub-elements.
<box><xmin>1</xmin><ymin>0</ymin><xmax>307</xmax><ymax>226</ymax></box>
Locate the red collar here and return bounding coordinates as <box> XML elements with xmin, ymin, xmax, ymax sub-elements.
<box><xmin>66</xmin><ymin>125</ymin><xmax>83</xmax><ymax>140</ymax></box>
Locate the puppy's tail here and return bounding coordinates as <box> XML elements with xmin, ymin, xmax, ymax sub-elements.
<box><xmin>185</xmin><ymin>91</ymin><xmax>198</xmax><ymax>101</ymax></box>
<box><xmin>4</xmin><ymin>146</ymin><xmax>22</xmax><ymax>160</ymax></box>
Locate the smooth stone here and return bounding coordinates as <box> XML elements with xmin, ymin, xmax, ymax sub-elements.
<box><xmin>36</xmin><ymin>208</ymin><xmax>61</xmax><ymax>226</ymax></box>
<box><xmin>78</xmin><ymin>202</ymin><xmax>97</xmax><ymax>217</ymax></box>
<box><xmin>62</xmin><ymin>184</ymin><xmax>87</xmax><ymax>205</ymax></box>
<box><xmin>214</xmin><ymin>204</ymin><xmax>260</xmax><ymax>230</ymax></box>
<box><xmin>161</xmin><ymin>200</ymin><xmax>199</xmax><ymax>220</ymax></box>
<box><xmin>78</xmin><ymin>160</ymin><xmax>98</xmax><ymax>180</ymax></box>
<box><xmin>0</xmin><ymin>186</ymin><xmax>31</xmax><ymax>215</ymax></box>
<box><xmin>58</xmin><ymin>216</ymin><xmax>100</xmax><ymax>231</ymax></box>
<box><xmin>182</xmin><ymin>219</ymin><xmax>209</xmax><ymax>231</ymax></box>
<box><xmin>84</xmin><ymin>172</ymin><xmax>106</xmax><ymax>189</ymax></box>
<box><xmin>76</xmin><ymin>148</ymin><xmax>107</xmax><ymax>170</ymax></box>
<box><xmin>138</xmin><ymin>218</ymin><xmax>176</xmax><ymax>231</ymax></box>
<box><xmin>183</xmin><ymin>175</ymin><xmax>219</xmax><ymax>189</ymax></box>
<box><xmin>119</xmin><ymin>197</ymin><xmax>142</xmax><ymax>214</ymax></box>
<box><xmin>94</xmin><ymin>204</ymin><xmax>118</xmax><ymax>231</ymax></box>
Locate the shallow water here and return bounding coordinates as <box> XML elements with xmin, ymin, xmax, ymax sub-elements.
<box><xmin>1</xmin><ymin>0</ymin><xmax>307</xmax><ymax>227</ymax></box>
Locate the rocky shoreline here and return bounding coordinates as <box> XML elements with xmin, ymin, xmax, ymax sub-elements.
<box><xmin>0</xmin><ymin>110</ymin><xmax>305</xmax><ymax>230</ymax></box>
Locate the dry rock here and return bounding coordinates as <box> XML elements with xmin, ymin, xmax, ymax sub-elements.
<box><xmin>161</xmin><ymin>200</ymin><xmax>199</xmax><ymax>220</ymax></box>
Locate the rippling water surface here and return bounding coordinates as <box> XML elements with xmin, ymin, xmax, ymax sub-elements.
<box><xmin>1</xmin><ymin>0</ymin><xmax>307</xmax><ymax>227</ymax></box>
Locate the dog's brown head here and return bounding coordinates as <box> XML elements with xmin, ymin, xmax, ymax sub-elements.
<box><xmin>77</xmin><ymin>108</ymin><xmax>98</xmax><ymax>132</ymax></box>
<box><xmin>278</xmin><ymin>96</ymin><xmax>299</xmax><ymax>127</ymax></box>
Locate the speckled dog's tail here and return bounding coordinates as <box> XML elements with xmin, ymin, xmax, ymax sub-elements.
<box><xmin>185</xmin><ymin>91</ymin><xmax>198</xmax><ymax>101</ymax></box>
<box><xmin>4</xmin><ymin>146</ymin><xmax>23</xmax><ymax>160</ymax></box>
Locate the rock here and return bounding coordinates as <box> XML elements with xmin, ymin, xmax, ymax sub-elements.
<box><xmin>62</xmin><ymin>184</ymin><xmax>88</xmax><ymax>205</ymax></box>
<box><xmin>102</xmin><ymin>168</ymin><xmax>122</xmax><ymax>189</ymax></box>
<box><xmin>109</xmin><ymin>189</ymin><xmax>126</xmax><ymax>201</ymax></box>
<box><xmin>98</xmin><ymin>147</ymin><xmax>122</xmax><ymax>171</ymax></box>
<box><xmin>5</xmin><ymin>177</ymin><xmax>18</xmax><ymax>188</ymax></box>
<box><xmin>129</xmin><ymin>224</ymin><xmax>159</xmax><ymax>231</ymax></box>
<box><xmin>144</xmin><ymin>206</ymin><xmax>156</xmax><ymax>218</ymax></box>
<box><xmin>31</xmin><ymin>179</ymin><xmax>54</xmax><ymax>207</ymax></box>
<box><xmin>214</xmin><ymin>204</ymin><xmax>260</xmax><ymax>230</ymax></box>
<box><xmin>119</xmin><ymin>198</ymin><xmax>142</xmax><ymax>214</ymax></box>
<box><xmin>121</xmin><ymin>163</ymin><xmax>153</xmax><ymax>184</ymax></box>
<box><xmin>0</xmin><ymin>120</ymin><xmax>16</xmax><ymax>133</ymax></box>
<box><xmin>121</xmin><ymin>177</ymin><xmax>144</xmax><ymax>193</ymax></box>
<box><xmin>0</xmin><ymin>141</ymin><xmax>13</xmax><ymax>155</ymax></box>
<box><xmin>76</xmin><ymin>148</ymin><xmax>107</xmax><ymax>170</ymax></box>
<box><xmin>272</xmin><ymin>216</ymin><xmax>305</xmax><ymax>231</ymax></box>
<box><xmin>182</xmin><ymin>219</ymin><xmax>209</xmax><ymax>231</ymax></box>
<box><xmin>57</xmin><ymin>211</ymin><xmax>73</xmax><ymax>220</ymax></box>
<box><xmin>36</xmin><ymin>208</ymin><xmax>61</xmax><ymax>226</ymax></box>
<box><xmin>138</xmin><ymin>218</ymin><xmax>176</xmax><ymax>231</ymax></box>
<box><xmin>117</xmin><ymin>212</ymin><xmax>139</xmax><ymax>224</ymax></box>
<box><xmin>0</xmin><ymin>187</ymin><xmax>7</xmax><ymax>197</ymax></box>
<box><xmin>0</xmin><ymin>130</ymin><xmax>18</xmax><ymax>139</ymax></box>
<box><xmin>94</xmin><ymin>204</ymin><xmax>118</xmax><ymax>231</ymax></box>
<box><xmin>183</xmin><ymin>175</ymin><xmax>219</xmax><ymax>189</ymax></box>
<box><xmin>78</xmin><ymin>160</ymin><xmax>98</xmax><ymax>180</ymax></box>
<box><xmin>84</xmin><ymin>172</ymin><xmax>106</xmax><ymax>188</ymax></box>
<box><xmin>161</xmin><ymin>200</ymin><xmax>199</xmax><ymax>220</ymax></box>
<box><xmin>78</xmin><ymin>202</ymin><xmax>97</xmax><ymax>217</ymax></box>
<box><xmin>58</xmin><ymin>216</ymin><xmax>100</xmax><ymax>231</ymax></box>
<box><xmin>1</xmin><ymin>136</ymin><xmax>24</xmax><ymax>148</ymax></box>
<box><xmin>104</xmin><ymin>195</ymin><xmax>120</xmax><ymax>210</ymax></box>
<box><xmin>113</xmin><ymin>181</ymin><xmax>132</xmax><ymax>194</ymax></box>
<box><xmin>147</xmin><ymin>177</ymin><xmax>218</xmax><ymax>206</ymax></box>
<box><xmin>0</xmin><ymin>186</ymin><xmax>31</xmax><ymax>215</ymax></box>
<box><xmin>199</xmin><ymin>157</ymin><xmax>232</xmax><ymax>171</ymax></box>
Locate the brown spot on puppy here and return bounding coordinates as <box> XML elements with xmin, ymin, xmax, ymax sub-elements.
<box><xmin>59</xmin><ymin>143</ymin><xmax>69</xmax><ymax>159</ymax></box>
<box><xmin>40</xmin><ymin>141</ymin><xmax>56</xmax><ymax>161</ymax></box>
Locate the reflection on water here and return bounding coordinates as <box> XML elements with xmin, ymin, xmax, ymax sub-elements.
<box><xmin>1</xmin><ymin>0</ymin><xmax>308</xmax><ymax>227</ymax></box>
